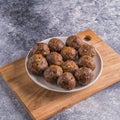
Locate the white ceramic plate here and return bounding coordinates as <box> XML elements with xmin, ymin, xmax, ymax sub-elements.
<box><xmin>25</xmin><ymin>37</ymin><xmax>103</xmax><ymax>93</ymax></box>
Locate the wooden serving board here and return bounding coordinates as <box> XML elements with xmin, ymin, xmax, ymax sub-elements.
<box><xmin>0</xmin><ymin>29</ymin><xmax>120</xmax><ymax>120</ymax></box>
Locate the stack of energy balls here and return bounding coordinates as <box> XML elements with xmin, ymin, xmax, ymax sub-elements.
<box><xmin>27</xmin><ymin>35</ymin><xmax>96</xmax><ymax>90</ymax></box>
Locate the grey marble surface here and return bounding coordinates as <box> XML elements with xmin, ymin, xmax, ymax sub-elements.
<box><xmin>0</xmin><ymin>0</ymin><xmax>120</xmax><ymax>120</ymax></box>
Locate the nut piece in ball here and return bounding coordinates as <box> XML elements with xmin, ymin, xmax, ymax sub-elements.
<box><xmin>46</xmin><ymin>52</ymin><xmax>63</xmax><ymax>65</ymax></box>
<box><xmin>62</xmin><ymin>60</ymin><xmax>78</xmax><ymax>73</ymax></box>
<box><xmin>48</xmin><ymin>38</ymin><xmax>64</xmax><ymax>52</ymax></box>
<box><xmin>66</xmin><ymin>35</ymin><xmax>83</xmax><ymax>49</ymax></box>
<box><xmin>30</xmin><ymin>43</ymin><xmax>50</xmax><ymax>57</ymax></box>
<box><xmin>78</xmin><ymin>44</ymin><xmax>96</xmax><ymax>57</ymax></box>
<box><xmin>44</xmin><ymin>65</ymin><xmax>63</xmax><ymax>83</ymax></box>
<box><xmin>57</xmin><ymin>72</ymin><xmax>76</xmax><ymax>90</ymax></box>
<box><xmin>77</xmin><ymin>55</ymin><xmax>96</xmax><ymax>71</ymax></box>
<box><xmin>75</xmin><ymin>67</ymin><xmax>94</xmax><ymax>86</ymax></box>
<box><xmin>61</xmin><ymin>46</ymin><xmax>77</xmax><ymax>60</ymax></box>
<box><xmin>28</xmin><ymin>54</ymin><xmax>48</xmax><ymax>75</ymax></box>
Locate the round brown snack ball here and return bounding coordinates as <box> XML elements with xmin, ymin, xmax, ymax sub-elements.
<box><xmin>44</xmin><ymin>65</ymin><xmax>63</xmax><ymax>83</ymax></box>
<box><xmin>48</xmin><ymin>38</ymin><xmax>64</xmax><ymax>52</ymax></box>
<box><xmin>28</xmin><ymin>54</ymin><xmax>48</xmax><ymax>75</ymax></box>
<box><xmin>78</xmin><ymin>44</ymin><xmax>96</xmax><ymax>57</ymax></box>
<box><xmin>57</xmin><ymin>72</ymin><xmax>76</xmax><ymax>90</ymax></box>
<box><xmin>46</xmin><ymin>52</ymin><xmax>63</xmax><ymax>65</ymax></box>
<box><xmin>66</xmin><ymin>35</ymin><xmax>83</xmax><ymax>49</ymax></box>
<box><xmin>77</xmin><ymin>55</ymin><xmax>96</xmax><ymax>71</ymax></box>
<box><xmin>62</xmin><ymin>60</ymin><xmax>78</xmax><ymax>73</ymax></box>
<box><xmin>61</xmin><ymin>46</ymin><xmax>77</xmax><ymax>60</ymax></box>
<box><xmin>74</xmin><ymin>67</ymin><xmax>94</xmax><ymax>86</ymax></box>
<box><xmin>30</xmin><ymin>42</ymin><xmax>50</xmax><ymax>57</ymax></box>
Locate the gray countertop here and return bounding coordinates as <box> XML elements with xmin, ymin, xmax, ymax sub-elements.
<box><xmin>0</xmin><ymin>0</ymin><xmax>120</xmax><ymax>120</ymax></box>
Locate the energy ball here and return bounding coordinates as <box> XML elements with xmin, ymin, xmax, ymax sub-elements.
<box><xmin>48</xmin><ymin>38</ymin><xmax>64</xmax><ymax>52</ymax></box>
<box><xmin>44</xmin><ymin>65</ymin><xmax>63</xmax><ymax>83</ymax></box>
<box><xmin>62</xmin><ymin>60</ymin><xmax>78</xmax><ymax>73</ymax></box>
<box><xmin>74</xmin><ymin>67</ymin><xmax>94</xmax><ymax>86</ymax></box>
<box><xmin>78</xmin><ymin>44</ymin><xmax>96</xmax><ymax>57</ymax></box>
<box><xmin>28</xmin><ymin>54</ymin><xmax>48</xmax><ymax>75</ymax></box>
<box><xmin>61</xmin><ymin>46</ymin><xmax>77</xmax><ymax>60</ymax></box>
<box><xmin>46</xmin><ymin>52</ymin><xmax>63</xmax><ymax>65</ymax></box>
<box><xmin>66</xmin><ymin>35</ymin><xmax>83</xmax><ymax>49</ymax></box>
<box><xmin>30</xmin><ymin>42</ymin><xmax>50</xmax><ymax>57</ymax></box>
<box><xmin>57</xmin><ymin>72</ymin><xmax>76</xmax><ymax>90</ymax></box>
<box><xmin>77</xmin><ymin>55</ymin><xmax>96</xmax><ymax>71</ymax></box>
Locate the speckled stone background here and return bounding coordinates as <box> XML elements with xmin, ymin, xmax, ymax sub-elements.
<box><xmin>0</xmin><ymin>0</ymin><xmax>120</xmax><ymax>120</ymax></box>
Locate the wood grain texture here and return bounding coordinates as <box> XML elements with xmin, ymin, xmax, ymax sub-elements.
<box><xmin>0</xmin><ymin>29</ymin><xmax>120</xmax><ymax>120</ymax></box>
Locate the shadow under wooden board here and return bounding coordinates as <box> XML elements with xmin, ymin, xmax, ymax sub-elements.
<box><xmin>0</xmin><ymin>29</ymin><xmax>120</xmax><ymax>120</ymax></box>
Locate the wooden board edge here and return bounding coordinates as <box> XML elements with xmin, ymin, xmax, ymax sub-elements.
<box><xmin>76</xmin><ymin>29</ymin><xmax>101</xmax><ymax>41</ymax></box>
<box><xmin>0</xmin><ymin>57</ymin><xmax>25</xmax><ymax>76</ymax></box>
<box><xmin>0</xmin><ymin>67</ymin><xmax>2</xmax><ymax>76</ymax></box>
